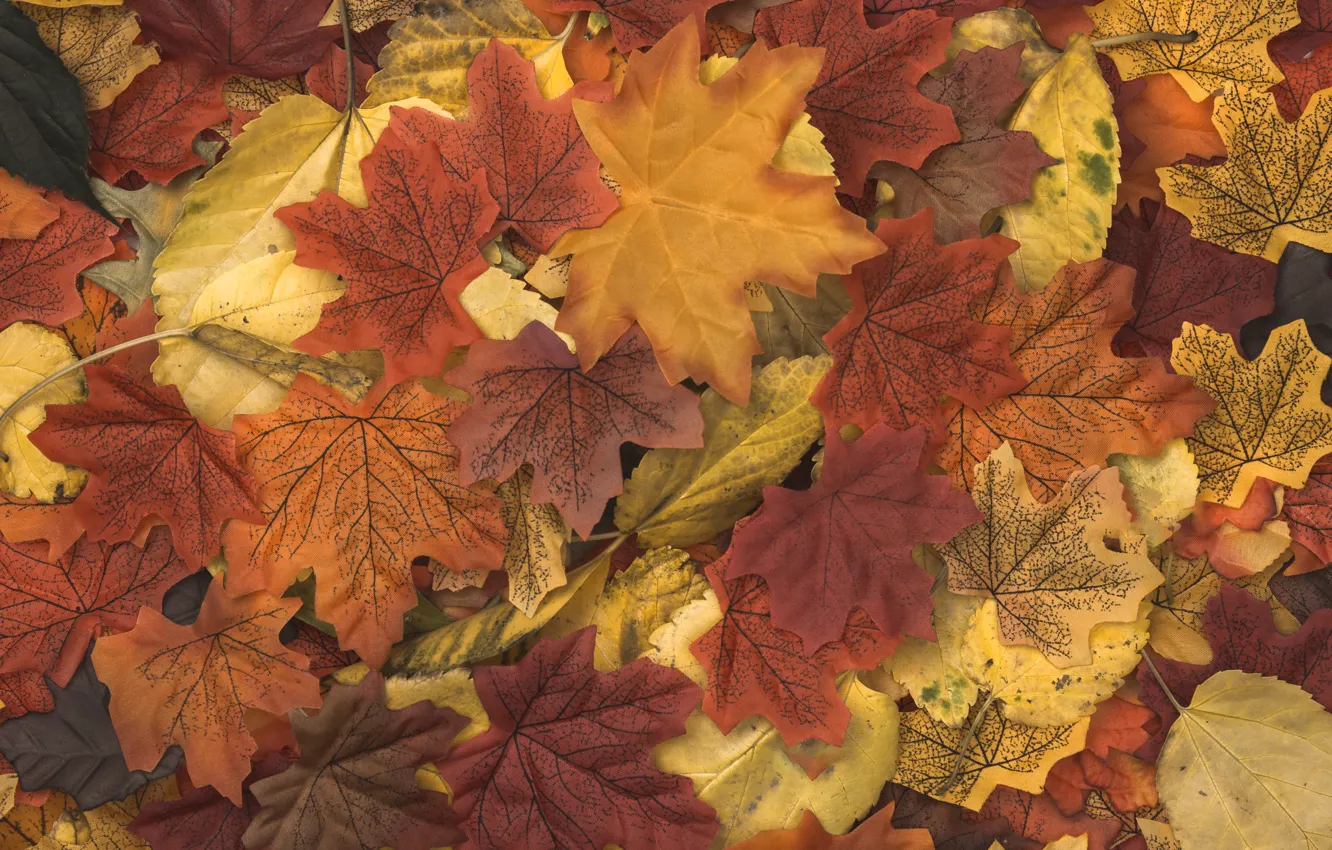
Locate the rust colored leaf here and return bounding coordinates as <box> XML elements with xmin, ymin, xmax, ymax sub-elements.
<box><xmin>0</xmin><ymin>171</ymin><xmax>57</xmax><ymax>240</ymax></box>
<box><xmin>0</xmin><ymin>193</ymin><xmax>115</xmax><ymax>327</ymax></box>
<box><xmin>550</xmin><ymin>0</ymin><xmax>724</xmax><ymax>51</ymax></box>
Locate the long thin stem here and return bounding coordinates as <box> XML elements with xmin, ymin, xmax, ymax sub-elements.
<box><xmin>935</xmin><ymin>692</ymin><xmax>996</xmax><ymax>795</ymax></box>
<box><xmin>1140</xmin><ymin>650</ymin><xmax>1185</xmax><ymax>712</ymax></box>
<box><xmin>577</xmin><ymin>530</ymin><xmax>624</xmax><ymax>542</ymax></box>
<box><xmin>0</xmin><ymin>329</ymin><xmax>193</xmax><ymax>462</ymax></box>
<box><xmin>1092</xmin><ymin>30</ymin><xmax>1198</xmax><ymax>49</ymax></box>
<box><xmin>339</xmin><ymin>0</ymin><xmax>356</xmax><ymax>113</ymax></box>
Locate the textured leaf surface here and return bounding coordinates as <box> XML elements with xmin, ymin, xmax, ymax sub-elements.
<box><xmin>941</xmin><ymin>443</ymin><xmax>1163</xmax><ymax>666</ymax></box>
<box><xmin>23</xmin><ymin>3</ymin><xmax>158</xmax><ymax>110</ymax></box>
<box><xmin>32</xmin><ymin>364</ymin><xmax>262</xmax><ymax>571</ymax></box>
<box><xmin>448</xmin><ymin>323</ymin><xmax>702</xmax><ymax>536</ymax></box>
<box><xmin>1172</xmin><ymin>321</ymin><xmax>1332</xmax><ymax>506</ymax></box>
<box><xmin>0</xmin><ymin>193</ymin><xmax>115</xmax><ymax>328</ymax></box>
<box><xmin>91</xmin><ymin>583</ymin><xmax>320</xmax><ymax>804</ymax></box>
<box><xmin>0</xmin><ymin>170</ymin><xmax>57</xmax><ymax>239</ymax></box>
<box><xmin>813</xmin><ymin>210</ymin><xmax>1024</xmax><ymax>433</ymax></box>
<box><xmin>551</xmin><ymin>19</ymin><xmax>884</xmax><ymax>406</ymax></box>
<box><xmin>126</xmin><ymin>0</ymin><xmax>338</xmax><ymax>77</ymax></box>
<box><xmin>730</xmin><ymin>424</ymin><xmax>978</xmax><ymax>649</ymax></box>
<box><xmin>243</xmin><ymin>673</ymin><xmax>464</xmax><ymax>850</ymax></box>
<box><xmin>493</xmin><ymin>470</ymin><xmax>567</xmax><ymax>617</ymax></box>
<box><xmin>128</xmin><ymin>753</ymin><xmax>287</xmax><ymax>850</ymax></box>
<box><xmin>224</xmin><ymin>376</ymin><xmax>506</xmax><ymax>667</ymax></box>
<box><xmin>441</xmin><ymin>627</ymin><xmax>717</xmax><ymax>850</ymax></box>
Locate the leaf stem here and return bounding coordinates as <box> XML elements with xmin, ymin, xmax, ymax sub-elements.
<box><xmin>1091</xmin><ymin>30</ymin><xmax>1199</xmax><ymax>49</ymax></box>
<box><xmin>935</xmin><ymin>691</ymin><xmax>995</xmax><ymax>796</ymax></box>
<box><xmin>0</xmin><ymin>329</ymin><xmax>193</xmax><ymax>463</ymax></box>
<box><xmin>339</xmin><ymin>0</ymin><xmax>356</xmax><ymax>112</ymax></box>
<box><xmin>1139</xmin><ymin>649</ymin><xmax>1185</xmax><ymax>712</ymax></box>
<box><xmin>576</xmin><ymin>530</ymin><xmax>625</xmax><ymax>542</ymax></box>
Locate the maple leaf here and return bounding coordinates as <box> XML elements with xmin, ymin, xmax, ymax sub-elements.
<box><xmin>692</xmin><ymin>550</ymin><xmax>896</xmax><ymax>745</ymax></box>
<box><xmin>876</xmin><ymin>46</ymin><xmax>1056</xmax><ymax>243</ymax></box>
<box><xmin>1088</xmin><ymin>0</ymin><xmax>1297</xmax><ymax>100</ymax></box>
<box><xmin>85</xmin><ymin>60</ymin><xmax>226</xmax><ymax>185</ymax></box>
<box><xmin>1270</xmin><ymin>560</ymin><xmax>1332</xmax><ymax>622</ymax></box>
<box><xmin>551</xmin><ymin>0</ymin><xmax>721</xmax><ymax>51</ymax></box>
<box><xmin>0</xmin><ymin>670</ymin><xmax>51</xmax><ymax>722</ymax></box>
<box><xmin>941</xmin><ymin>443</ymin><xmax>1163</xmax><ymax>666</ymax></box>
<box><xmin>550</xmin><ymin>19</ymin><xmax>884</xmax><ymax>406</ymax></box>
<box><xmin>388</xmin><ymin>41</ymin><xmax>615</xmax><ymax>253</ymax></box>
<box><xmin>243</xmin><ymin>672</ymin><xmax>464</xmax><ymax>850</ymax></box>
<box><xmin>275</xmin><ymin>126</ymin><xmax>497</xmax><ymax>383</ymax></box>
<box><xmin>0</xmin><ymin>170</ymin><xmax>57</xmax><ymax>240</ymax></box>
<box><xmin>1271</xmin><ymin>40</ymin><xmax>1332</xmax><ymax>122</ymax></box>
<box><xmin>812</xmin><ymin>209</ymin><xmax>1025</xmax><ymax>433</ymax></box>
<box><xmin>1115</xmin><ymin>75</ymin><xmax>1226</xmax><ymax>212</ymax></box>
<box><xmin>1172</xmin><ymin>321</ymin><xmax>1332</xmax><ymax>506</ymax></box>
<box><xmin>728</xmin><ymin>805</ymin><xmax>934</xmax><ymax>850</ymax></box>
<box><xmin>1280</xmin><ymin>460</ymin><xmax>1332</xmax><ymax>567</ymax></box>
<box><xmin>128</xmin><ymin>753</ymin><xmax>289</xmax><ymax>850</ymax></box>
<box><xmin>440</xmin><ymin>626</ymin><xmax>716</xmax><ymax>850</ymax></box>
<box><xmin>30</xmin><ymin>364</ymin><xmax>262</xmax><ymax>571</ymax></box>
<box><xmin>895</xmin><ymin>699</ymin><xmax>1089</xmax><ymax>811</ymax></box>
<box><xmin>126</xmin><ymin>0</ymin><xmax>339</xmax><ymax>78</ymax></box>
<box><xmin>978</xmin><ymin>787</ymin><xmax>1122</xmax><ymax>849</ymax></box>
<box><xmin>1160</xmin><ymin>86</ymin><xmax>1332</xmax><ymax>262</ymax></box>
<box><xmin>22</xmin><ymin>3</ymin><xmax>159</xmax><ymax>110</ymax></box>
<box><xmin>363</xmin><ymin>0</ymin><xmax>572</xmax><ymax>113</ymax></box>
<box><xmin>882</xmin><ymin>784</ymin><xmax>1020</xmax><ymax>850</ymax></box>
<box><xmin>0</xmin><ymin>193</ymin><xmax>115</xmax><ymax>328</ymax></box>
<box><xmin>1105</xmin><ymin>200</ymin><xmax>1276</xmax><ymax>361</ymax></box>
<box><xmin>447</xmin><ymin>323</ymin><xmax>703</xmax><ymax>537</ymax></box>
<box><xmin>90</xmin><ymin>582</ymin><xmax>321</xmax><ymax>804</ymax></box>
<box><xmin>0</xmin><ymin>527</ymin><xmax>191</xmax><ymax>688</ymax></box>
<box><xmin>752</xmin><ymin>277</ymin><xmax>850</xmax><ymax>365</ymax></box>
<box><xmin>1137</xmin><ymin>584</ymin><xmax>1332</xmax><ymax>759</ymax></box>
<box><xmin>940</xmin><ymin>258</ymin><xmax>1214</xmax><ymax>501</ymax></box>
<box><xmin>753</xmin><ymin>0</ymin><xmax>956</xmax><ymax>187</ymax></box>
<box><xmin>729</xmin><ymin>424</ymin><xmax>978</xmax><ymax>650</ymax></box>
<box><xmin>491</xmin><ymin>469</ymin><xmax>567</xmax><ymax>617</ymax></box>
<box><xmin>863</xmin><ymin>0</ymin><xmax>1005</xmax><ymax>26</ymax></box>
<box><xmin>223</xmin><ymin>376</ymin><xmax>506</xmax><ymax>667</ymax></box>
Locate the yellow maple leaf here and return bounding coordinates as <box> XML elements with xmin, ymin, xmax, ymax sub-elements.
<box><xmin>941</xmin><ymin>443</ymin><xmax>1163</xmax><ymax>666</ymax></box>
<box><xmin>998</xmin><ymin>35</ymin><xmax>1121</xmax><ymax>291</ymax></box>
<box><xmin>1139</xmin><ymin>819</ymin><xmax>1182</xmax><ymax>850</ymax></box>
<box><xmin>552</xmin><ymin>20</ymin><xmax>884</xmax><ymax>405</ymax></box>
<box><xmin>459</xmin><ymin>267</ymin><xmax>574</xmax><ymax>350</ymax></box>
<box><xmin>1171</xmin><ymin>321</ymin><xmax>1332</xmax><ymax>506</ymax></box>
<box><xmin>22</xmin><ymin>2</ymin><xmax>158</xmax><ymax>109</ymax></box>
<box><xmin>615</xmin><ymin>356</ymin><xmax>829</xmax><ymax>547</ymax></box>
<box><xmin>1157</xmin><ymin>669</ymin><xmax>1332</xmax><ymax>849</ymax></box>
<box><xmin>0</xmin><ymin>323</ymin><xmax>88</xmax><ymax>501</ymax></box>
<box><xmin>895</xmin><ymin>697</ymin><xmax>1089</xmax><ymax>810</ymax></box>
<box><xmin>1088</xmin><ymin>0</ymin><xmax>1297</xmax><ymax>101</ymax></box>
<box><xmin>363</xmin><ymin>0</ymin><xmax>572</xmax><ymax>113</ymax></box>
<box><xmin>1159</xmin><ymin>86</ymin><xmax>1332</xmax><ymax>262</ymax></box>
<box><xmin>493</xmin><ymin>469</ymin><xmax>568</xmax><ymax>618</ymax></box>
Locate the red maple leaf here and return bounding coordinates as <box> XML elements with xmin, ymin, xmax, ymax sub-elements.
<box><xmin>812</xmin><ymin>208</ymin><xmax>1025</xmax><ymax>433</ymax></box>
<box><xmin>1046</xmin><ymin>696</ymin><xmax>1158</xmax><ymax>815</ymax></box>
<box><xmin>276</xmin><ymin>128</ymin><xmax>498</xmax><ymax>383</ymax></box>
<box><xmin>1273</xmin><ymin>0</ymin><xmax>1332</xmax><ymax>59</ymax></box>
<box><xmin>0</xmin><ymin>527</ymin><xmax>191</xmax><ymax>688</ymax></box>
<box><xmin>1282</xmin><ymin>460</ymin><xmax>1332</xmax><ymax>567</ymax></box>
<box><xmin>284</xmin><ymin>623</ymin><xmax>359</xmax><ymax>677</ymax></box>
<box><xmin>939</xmin><ymin>258</ymin><xmax>1214</xmax><ymax>500</ymax></box>
<box><xmin>550</xmin><ymin>0</ymin><xmax>722</xmax><ymax>51</ymax></box>
<box><xmin>0</xmin><ymin>491</ymin><xmax>82</xmax><ymax>559</ymax></box>
<box><xmin>0</xmin><ymin>669</ymin><xmax>53</xmax><ymax>721</ymax></box>
<box><xmin>883</xmin><ymin>784</ymin><xmax>1018</xmax><ymax>850</ymax></box>
<box><xmin>440</xmin><ymin>627</ymin><xmax>717</xmax><ymax>850</ymax></box>
<box><xmin>126</xmin><ymin>0</ymin><xmax>340</xmax><ymax>78</ymax></box>
<box><xmin>91</xmin><ymin>582</ymin><xmax>322</xmax><ymax>804</ymax></box>
<box><xmin>863</xmin><ymin>0</ymin><xmax>1004</xmax><ymax>27</ymax></box>
<box><xmin>692</xmin><ymin>550</ymin><xmax>898</xmax><ymax>745</ymax></box>
<box><xmin>129</xmin><ymin>753</ymin><xmax>290</xmax><ymax>850</ymax></box>
<box><xmin>1136</xmin><ymin>584</ymin><xmax>1332</xmax><ymax>758</ymax></box>
<box><xmin>244</xmin><ymin>672</ymin><xmax>464</xmax><ymax>850</ymax></box>
<box><xmin>728</xmin><ymin>425</ymin><xmax>978</xmax><ymax>650</ymax></box>
<box><xmin>0</xmin><ymin>193</ymin><xmax>115</xmax><ymax>327</ymax></box>
<box><xmin>754</xmin><ymin>0</ymin><xmax>958</xmax><ymax>186</ymax></box>
<box><xmin>978</xmin><ymin>788</ymin><xmax>1121</xmax><ymax>850</ymax></box>
<box><xmin>390</xmin><ymin>42</ymin><xmax>617</xmax><ymax>252</ymax></box>
<box><xmin>1105</xmin><ymin>200</ymin><xmax>1276</xmax><ymax>361</ymax></box>
<box><xmin>305</xmin><ymin>44</ymin><xmax>373</xmax><ymax>107</ymax></box>
<box><xmin>447</xmin><ymin>323</ymin><xmax>703</xmax><ymax>537</ymax></box>
<box><xmin>1271</xmin><ymin>41</ymin><xmax>1332</xmax><ymax>121</ymax></box>
<box><xmin>222</xmin><ymin>376</ymin><xmax>507</xmax><ymax>667</ymax></box>
<box><xmin>874</xmin><ymin>46</ymin><xmax>1057</xmax><ymax>243</ymax></box>
<box><xmin>87</xmin><ymin>60</ymin><xmax>227</xmax><ymax>185</ymax></box>
<box><xmin>31</xmin><ymin>364</ymin><xmax>263</xmax><ymax>571</ymax></box>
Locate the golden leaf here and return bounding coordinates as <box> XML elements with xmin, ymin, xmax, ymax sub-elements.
<box><xmin>587</xmin><ymin>547</ymin><xmax>707</xmax><ymax>671</ymax></box>
<box><xmin>1139</xmin><ymin>819</ymin><xmax>1182</xmax><ymax>850</ymax></box>
<box><xmin>0</xmin><ymin>323</ymin><xmax>88</xmax><ymax>501</ymax></box>
<box><xmin>363</xmin><ymin>0</ymin><xmax>572</xmax><ymax>113</ymax></box>
<box><xmin>1109</xmin><ymin>438</ymin><xmax>1200</xmax><ymax>545</ymax></box>
<box><xmin>459</xmin><ymin>267</ymin><xmax>574</xmax><ymax>350</ymax></box>
<box><xmin>551</xmin><ymin>21</ymin><xmax>884</xmax><ymax>405</ymax></box>
<box><xmin>615</xmin><ymin>356</ymin><xmax>829</xmax><ymax>547</ymax></box>
<box><xmin>943</xmin><ymin>7</ymin><xmax>1061</xmax><ymax>84</ymax></box>
<box><xmin>523</xmin><ymin>253</ymin><xmax>570</xmax><ymax>299</ymax></box>
<box><xmin>21</xmin><ymin>2</ymin><xmax>158</xmax><ymax>109</ymax></box>
<box><xmin>1159</xmin><ymin>86</ymin><xmax>1332</xmax><ymax>261</ymax></box>
<box><xmin>1157</xmin><ymin>670</ymin><xmax>1332</xmax><ymax>849</ymax></box>
<box><xmin>0</xmin><ymin>775</ymin><xmax>14</xmax><ymax>820</ymax></box>
<box><xmin>319</xmin><ymin>0</ymin><xmax>415</xmax><ymax>31</ymax></box>
<box><xmin>895</xmin><ymin>698</ymin><xmax>1089</xmax><ymax>810</ymax></box>
<box><xmin>384</xmin><ymin>669</ymin><xmax>491</xmax><ymax>745</ymax></box>
<box><xmin>941</xmin><ymin>443</ymin><xmax>1163</xmax><ymax>666</ymax></box>
<box><xmin>1171</xmin><ymin>321</ymin><xmax>1332</xmax><ymax>506</ymax></box>
<box><xmin>496</xmin><ymin>468</ymin><xmax>568</xmax><ymax>617</ymax></box>
<box><xmin>46</xmin><ymin>778</ymin><xmax>176</xmax><ymax>849</ymax></box>
<box><xmin>1088</xmin><ymin>0</ymin><xmax>1297</xmax><ymax>101</ymax></box>
<box><xmin>998</xmin><ymin>35</ymin><xmax>1120</xmax><ymax>291</ymax></box>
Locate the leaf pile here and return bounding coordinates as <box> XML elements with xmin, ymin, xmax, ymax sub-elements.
<box><xmin>2</xmin><ymin>0</ymin><xmax>1332</xmax><ymax>848</ymax></box>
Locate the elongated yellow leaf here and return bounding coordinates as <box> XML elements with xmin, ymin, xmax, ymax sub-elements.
<box><xmin>616</xmin><ymin>356</ymin><xmax>829</xmax><ymax>547</ymax></box>
<box><xmin>999</xmin><ymin>35</ymin><xmax>1120</xmax><ymax>291</ymax></box>
<box><xmin>0</xmin><ymin>323</ymin><xmax>88</xmax><ymax>501</ymax></box>
<box><xmin>1157</xmin><ymin>670</ymin><xmax>1332</xmax><ymax>849</ymax></box>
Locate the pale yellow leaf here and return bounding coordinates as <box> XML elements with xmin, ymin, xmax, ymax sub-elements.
<box><xmin>0</xmin><ymin>323</ymin><xmax>88</xmax><ymax>501</ymax></box>
<box><xmin>496</xmin><ymin>469</ymin><xmax>568</xmax><ymax>617</ymax></box>
<box><xmin>459</xmin><ymin>267</ymin><xmax>575</xmax><ymax>350</ymax></box>
<box><xmin>1109</xmin><ymin>438</ymin><xmax>1199</xmax><ymax>545</ymax></box>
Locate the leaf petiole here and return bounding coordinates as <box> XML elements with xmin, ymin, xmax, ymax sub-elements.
<box><xmin>1139</xmin><ymin>649</ymin><xmax>1186</xmax><ymax>712</ymax></box>
<box><xmin>935</xmin><ymin>691</ymin><xmax>996</xmax><ymax>796</ymax></box>
<box><xmin>338</xmin><ymin>0</ymin><xmax>356</xmax><ymax>113</ymax></box>
<box><xmin>1091</xmin><ymin>30</ymin><xmax>1199</xmax><ymax>49</ymax></box>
